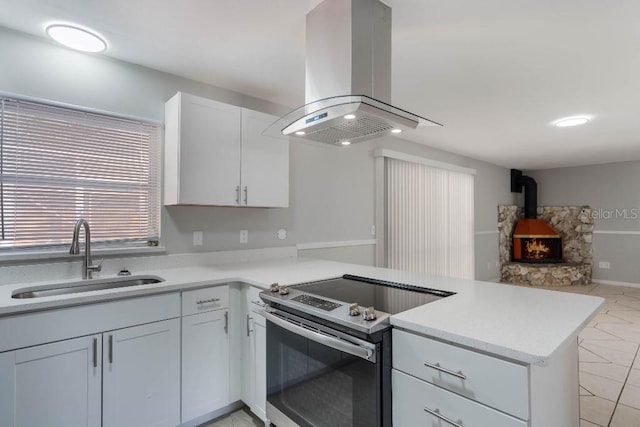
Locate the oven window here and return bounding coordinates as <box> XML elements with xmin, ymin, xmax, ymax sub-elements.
<box><xmin>267</xmin><ymin>321</ymin><xmax>378</xmax><ymax>427</ymax></box>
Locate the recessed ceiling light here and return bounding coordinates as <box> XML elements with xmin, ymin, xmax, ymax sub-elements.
<box><xmin>554</xmin><ymin>116</ymin><xmax>590</xmax><ymax>128</ymax></box>
<box><xmin>340</xmin><ymin>141</ymin><xmax>351</xmax><ymax>146</ymax></box>
<box><xmin>390</xmin><ymin>129</ymin><xmax>402</xmax><ymax>134</ymax></box>
<box><xmin>344</xmin><ymin>114</ymin><xmax>356</xmax><ymax>119</ymax></box>
<box><xmin>46</xmin><ymin>24</ymin><xmax>107</xmax><ymax>53</ymax></box>
<box><xmin>295</xmin><ymin>131</ymin><xmax>306</xmax><ymax>136</ymax></box>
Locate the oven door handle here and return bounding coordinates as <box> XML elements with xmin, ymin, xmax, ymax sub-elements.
<box><xmin>261</xmin><ymin>309</ymin><xmax>376</xmax><ymax>362</ymax></box>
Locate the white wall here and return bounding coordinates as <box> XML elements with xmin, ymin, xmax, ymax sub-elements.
<box><xmin>528</xmin><ymin>162</ymin><xmax>640</xmax><ymax>284</ymax></box>
<box><xmin>0</xmin><ymin>27</ymin><xmax>514</xmax><ymax>280</ymax></box>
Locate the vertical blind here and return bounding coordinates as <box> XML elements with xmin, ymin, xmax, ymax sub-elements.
<box><xmin>0</xmin><ymin>97</ymin><xmax>161</xmax><ymax>251</ymax></box>
<box><xmin>386</xmin><ymin>158</ymin><xmax>474</xmax><ymax>279</ymax></box>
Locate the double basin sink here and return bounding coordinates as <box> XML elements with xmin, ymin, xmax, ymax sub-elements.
<box><xmin>12</xmin><ymin>275</ymin><xmax>164</xmax><ymax>299</ymax></box>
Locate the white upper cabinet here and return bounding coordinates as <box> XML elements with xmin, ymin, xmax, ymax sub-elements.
<box><xmin>240</xmin><ymin>108</ymin><xmax>289</xmax><ymax>207</ymax></box>
<box><xmin>164</xmin><ymin>92</ymin><xmax>289</xmax><ymax>207</ymax></box>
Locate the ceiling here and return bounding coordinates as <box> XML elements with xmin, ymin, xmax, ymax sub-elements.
<box><xmin>2</xmin><ymin>0</ymin><xmax>640</xmax><ymax>170</ymax></box>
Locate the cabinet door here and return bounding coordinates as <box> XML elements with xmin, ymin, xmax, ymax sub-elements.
<box><xmin>178</xmin><ymin>93</ymin><xmax>242</xmax><ymax>205</ymax></box>
<box><xmin>181</xmin><ymin>309</ymin><xmax>230</xmax><ymax>422</ymax></box>
<box><xmin>0</xmin><ymin>335</ymin><xmax>101</xmax><ymax>427</ymax></box>
<box><xmin>102</xmin><ymin>319</ymin><xmax>180</xmax><ymax>427</ymax></box>
<box><xmin>250</xmin><ymin>312</ymin><xmax>268</xmax><ymax>421</ymax></box>
<box><xmin>240</xmin><ymin>109</ymin><xmax>289</xmax><ymax>207</ymax></box>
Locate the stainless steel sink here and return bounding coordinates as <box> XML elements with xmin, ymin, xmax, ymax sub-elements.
<box><xmin>11</xmin><ymin>276</ymin><xmax>165</xmax><ymax>299</ymax></box>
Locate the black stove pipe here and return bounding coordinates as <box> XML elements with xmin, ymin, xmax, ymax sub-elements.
<box><xmin>511</xmin><ymin>169</ymin><xmax>538</xmax><ymax>219</ymax></box>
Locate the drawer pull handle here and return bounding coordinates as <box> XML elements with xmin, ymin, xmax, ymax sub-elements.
<box><xmin>423</xmin><ymin>361</ymin><xmax>467</xmax><ymax>380</ymax></box>
<box><xmin>196</xmin><ymin>298</ymin><xmax>221</xmax><ymax>305</ymax></box>
<box><xmin>424</xmin><ymin>407</ymin><xmax>464</xmax><ymax>427</ymax></box>
<box><xmin>247</xmin><ymin>314</ymin><xmax>254</xmax><ymax>336</ymax></box>
<box><xmin>92</xmin><ymin>338</ymin><xmax>98</xmax><ymax>368</ymax></box>
<box><xmin>108</xmin><ymin>335</ymin><xmax>113</xmax><ymax>364</ymax></box>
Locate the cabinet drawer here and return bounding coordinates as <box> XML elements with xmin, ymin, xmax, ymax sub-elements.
<box><xmin>393</xmin><ymin>329</ymin><xmax>529</xmax><ymax>420</ymax></box>
<box><xmin>182</xmin><ymin>285</ymin><xmax>229</xmax><ymax>315</ymax></box>
<box><xmin>393</xmin><ymin>370</ymin><xmax>527</xmax><ymax>427</ymax></box>
<box><xmin>247</xmin><ymin>286</ymin><xmax>267</xmax><ymax>314</ymax></box>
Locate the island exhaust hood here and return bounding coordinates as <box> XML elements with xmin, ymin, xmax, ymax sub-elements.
<box><xmin>266</xmin><ymin>0</ymin><xmax>442</xmax><ymax>145</ymax></box>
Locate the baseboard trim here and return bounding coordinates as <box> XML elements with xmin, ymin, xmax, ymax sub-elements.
<box><xmin>297</xmin><ymin>239</ymin><xmax>376</xmax><ymax>250</ymax></box>
<box><xmin>178</xmin><ymin>400</ymin><xmax>246</xmax><ymax>427</ymax></box>
<box><xmin>592</xmin><ymin>279</ymin><xmax>640</xmax><ymax>289</ymax></box>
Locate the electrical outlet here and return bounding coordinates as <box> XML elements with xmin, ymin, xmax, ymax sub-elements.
<box><xmin>277</xmin><ymin>228</ymin><xmax>287</xmax><ymax>240</ymax></box>
<box><xmin>193</xmin><ymin>231</ymin><xmax>203</xmax><ymax>246</ymax></box>
<box><xmin>240</xmin><ymin>230</ymin><xmax>248</xmax><ymax>244</ymax></box>
<box><xmin>598</xmin><ymin>261</ymin><xmax>611</xmax><ymax>269</ymax></box>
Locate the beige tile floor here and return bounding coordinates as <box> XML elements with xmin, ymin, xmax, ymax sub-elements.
<box><xmin>550</xmin><ymin>283</ymin><xmax>640</xmax><ymax>427</ymax></box>
<box><xmin>199</xmin><ymin>407</ymin><xmax>264</xmax><ymax>427</ymax></box>
<box><xmin>203</xmin><ymin>283</ymin><xmax>640</xmax><ymax>427</ymax></box>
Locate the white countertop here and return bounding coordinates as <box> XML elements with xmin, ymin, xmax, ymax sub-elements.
<box><xmin>0</xmin><ymin>257</ymin><xmax>603</xmax><ymax>366</ymax></box>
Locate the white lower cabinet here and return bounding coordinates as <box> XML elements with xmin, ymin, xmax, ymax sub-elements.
<box><xmin>0</xmin><ymin>335</ymin><xmax>102</xmax><ymax>427</ymax></box>
<box><xmin>393</xmin><ymin>370</ymin><xmax>526</xmax><ymax>427</ymax></box>
<box><xmin>242</xmin><ymin>285</ymin><xmax>268</xmax><ymax>423</ymax></box>
<box><xmin>103</xmin><ymin>319</ymin><xmax>181</xmax><ymax>427</ymax></box>
<box><xmin>181</xmin><ymin>308</ymin><xmax>230</xmax><ymax>421</ymax></box>
<box><xmin>393</xmin><ymin>329</ymin><xmax>580</xmax><ymax>427</ymax></box>
<box><xmin>180</xmin><ymin>285</ymin><xmax>231</xmax><ymax>422</ymax></box>
<box><xmin>393</xmin><ymin>329</ymin><xmax>529</xmax><ymax>419</ymax></box>
<box><xmin>0</xmin><ymin>318</ymin><xmax>181</xmax><ymax>427</ymax></box>
<box><xmin>248</xmin><ymin>309</ymin><xmax>267</xmax><ymax>420</ymax></box>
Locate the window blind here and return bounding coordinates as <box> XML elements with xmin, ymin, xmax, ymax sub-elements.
<box><xmin>385</xmin><ymin>157</ymin><xmax>474</xmax><ymax>279</ymax></box>
<box><xmin>0</xmin><ymin>97</ymin><xmax>161</xmax><ymax>251</ymax></box>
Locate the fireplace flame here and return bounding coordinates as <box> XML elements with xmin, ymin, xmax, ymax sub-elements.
<box><xmin>525</xmin><ymin>238</ymin><xmax>550</xmax><ymax>259</ymax></box>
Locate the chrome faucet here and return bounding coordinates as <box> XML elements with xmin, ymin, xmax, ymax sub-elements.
<box><xmin>70</xmin><ymin>219</ymin><xmax>103</xmax><ymax>279</ymax></box>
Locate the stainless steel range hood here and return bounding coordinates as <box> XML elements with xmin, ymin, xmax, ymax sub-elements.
<box><xmin>266</xmin><ymin>0</ymin><xmax>441</xmax><ymax>145</ymax></box>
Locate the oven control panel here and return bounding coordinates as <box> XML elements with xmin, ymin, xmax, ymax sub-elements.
<box><xmin>292</xmin><ymin>294</ymin><xmax>342</xmax><ymax>311</ymax></box>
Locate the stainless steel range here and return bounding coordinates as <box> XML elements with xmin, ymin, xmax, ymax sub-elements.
<box><xmin>260</xmin><ymin>274</ymin><xmax>454</xmax><ymax>427</ymax></box>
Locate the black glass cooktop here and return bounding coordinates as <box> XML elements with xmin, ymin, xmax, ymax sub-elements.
<box><xmin>291</xmin><ymin>274</ymin><xmax>455</xmax><ymax>315</ymax></box>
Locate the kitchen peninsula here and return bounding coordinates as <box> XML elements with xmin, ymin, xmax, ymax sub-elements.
<box><xmin>0</xmin><ymin>254</ymin><xmax>602</xmax><ymax>427</ymax></box>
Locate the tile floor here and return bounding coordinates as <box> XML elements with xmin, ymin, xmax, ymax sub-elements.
<box><xmin>199</xmin><ymin>407</ymin><xmax>264</xmax><ymax>427</ymax></box>
<box><xmin>204</xmin><ymin>283</ymin><xmax>640</xmax><ymax>427</ymax></box>
<box><xmin>551</xmin><ymin>283</ymin><xmax>640</xmax><ymax>426</ymax></box>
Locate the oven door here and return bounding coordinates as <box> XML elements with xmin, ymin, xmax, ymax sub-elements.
<box><xmin>262</xmin><ymin>308</ymin><xmax>381</xmax><ymax>427</ymax></box>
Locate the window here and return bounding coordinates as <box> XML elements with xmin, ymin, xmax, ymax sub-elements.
<box><xmin>375</xmin><ymin>150</ymin><xmax>475</xmax><ymax>279</ymax></box>
<box><xmin>0</xmin><ymin>97</ymin><xmax>161</xmax><ymax>252</ymax></box>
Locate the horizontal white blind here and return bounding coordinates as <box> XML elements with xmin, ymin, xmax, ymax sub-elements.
<box><xmin>386</xmin><ymin>158</ymin><xmax>474</xmax><ymax>279</ymax></box>
<box><xmin>0</xmin><ymin>98</ymin><xmax>161</xmax><ymax>250</ymax></box>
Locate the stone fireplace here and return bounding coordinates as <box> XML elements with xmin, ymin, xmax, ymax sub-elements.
<box><xmin>499</xmin><ymin>170</ymin><xmax>593</xmax><ymax>286</ymax></box>
<box><xmin>499</xmin><ymin>205</ymin><xmax>593</xmax><ymax>286</ymax></box>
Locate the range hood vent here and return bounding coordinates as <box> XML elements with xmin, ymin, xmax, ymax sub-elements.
<box><xmin>265</xmin><ymin>0</ymin><xmax>442</xmax><ymax>145</ymax></box>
